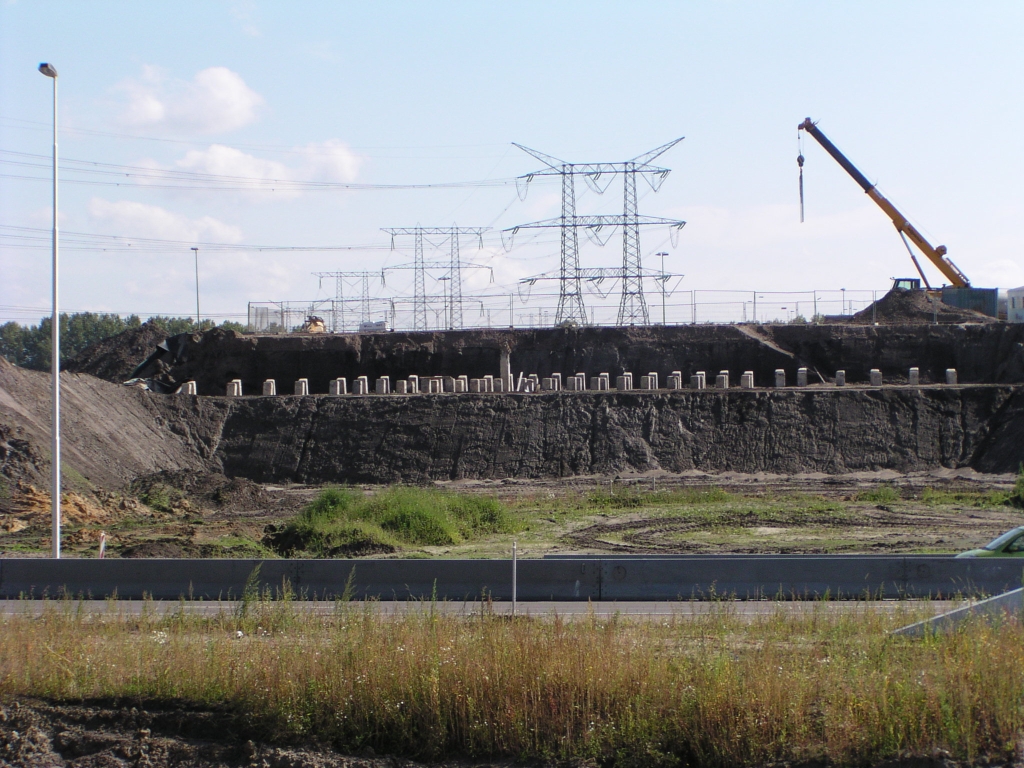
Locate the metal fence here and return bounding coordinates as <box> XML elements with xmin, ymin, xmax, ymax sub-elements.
<box><xmin>247</xmin><ymin>289</ymin><xmax>885</xmax><ymax>333</ymax></box>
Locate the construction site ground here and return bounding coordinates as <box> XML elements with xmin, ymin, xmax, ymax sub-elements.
<box><xmin>2</xmin><ymin>470</ymin><xmax>1021</xmax><ymax>559</ymax></box>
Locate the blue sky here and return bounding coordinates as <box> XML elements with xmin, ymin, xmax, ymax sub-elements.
<box><xmin>2</xmin><ymin>1</ymin><xmax>1023</xmax><ymax>327</ymax></box>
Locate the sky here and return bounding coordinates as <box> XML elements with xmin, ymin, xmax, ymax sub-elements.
<box><xmin>2</xmin><ymin>1</ymin><xmax>1023</xmax><ymax>328</ymax></box>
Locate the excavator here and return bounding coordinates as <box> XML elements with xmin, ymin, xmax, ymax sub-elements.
<box><xmin>797</xmin><ymin>117</ymin><xmax>970</xmax><ymax>290</ymax></box>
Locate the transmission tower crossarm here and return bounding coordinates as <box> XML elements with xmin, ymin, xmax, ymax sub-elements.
<box><xmin>630</xmin><ymin>136</ymin><xmax>685</xmax><ymax>168</ymax></box>
<box><xmin>512</xmin><ymin>143</ymin><xmax>568</xmax><ymax>172</ymax></box>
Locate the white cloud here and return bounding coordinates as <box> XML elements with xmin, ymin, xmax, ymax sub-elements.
<box><xmin>114</xmin><ymin>66</ymin><xmax>264</xmax><ymax>134</ymax></box>
<box><xmin>88</xmin><ymin>198</ymin><xmax>243</xmax><ymax>243</ymax></box>
<box><xmin>294</xmin><ymin>141</ymin><xmax>362</xmax><ymax>183</ymax></box>
<box><xmin>165</xmin><ymin>141</ymin><xmax>362</xmax><ymax>198</ymax></box>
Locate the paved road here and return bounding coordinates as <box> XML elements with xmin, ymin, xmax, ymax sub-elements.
<box><xmin>0</xmin><ymin>599</ymin><xmax>966</xmax><ymax>618</ymax></box>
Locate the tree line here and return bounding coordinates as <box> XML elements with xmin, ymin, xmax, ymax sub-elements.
<box><xmin>0</xmin><ymin>313</ymin><xmax>244</xmax><ymax>371</ymax></box>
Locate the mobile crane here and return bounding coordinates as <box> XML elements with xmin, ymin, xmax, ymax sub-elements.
<box><xmin>797</xmin><ymin>117</ymin><xmax>970</xmax><ymax>289</ymax></box>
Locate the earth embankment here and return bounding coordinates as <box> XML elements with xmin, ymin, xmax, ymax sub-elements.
<box><xmin>6</xmin><ymin>337</ymin><xmax>1024</xmax><ymax>489</ymax></box>
<box><xmin>0</xmin><ymin>357</ymin><xmax>222</xmax><ymax>491</ymax></box>
<box><xmin>213</xmin><ymin>386</ymin><xmax>1024</xmax><ymax>483</ymax></box>
<box><xmin>104</xmin><ymin>323</ymin><xmax>1024</xmax><ymax>397</ymax></box>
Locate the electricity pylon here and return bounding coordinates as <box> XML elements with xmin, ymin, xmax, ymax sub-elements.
<box><xmin>507</xmin><ymin>138</ymin><xmax>686</xmax><ymax>326</ymax></box>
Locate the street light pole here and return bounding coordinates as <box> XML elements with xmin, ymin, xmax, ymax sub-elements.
<box><xmin>191</xmin><ymin>247</ymin><xmax>200</xmax><ymax>327</ymax></box>
<box><xmin>656</xmin><ymin>252</ymin><xmax>669</xmax><ymax>325</ymax></box>
<box><xmin>39</xmin><ymin>62</ymin><xmax>59</xmax><ymax>559</ymax></box>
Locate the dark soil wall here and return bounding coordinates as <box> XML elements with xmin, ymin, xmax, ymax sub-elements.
<box><xmin>214</xmin><ymin>386</ymin><xmax>1024</xmax><ymax>483</ymax></box>
<box><xmin>4</xmin><ymin>349</ymin><xmax>1023</xmax><ymax>487</ymax></box>
<box><xmin>122</xmin><ymin>323</ymin><xmax>1024</xmax><ymax>397</ymax></box>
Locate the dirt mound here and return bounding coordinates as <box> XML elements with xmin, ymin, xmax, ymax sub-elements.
<box><xmin>63</xmin><ymin>321</ymin><xmax>170</xmax><ymax>382</ymax></box>
<box><xmin>850</xmin><ymin>288</ymin><xmax>997</xmax><ymax>325</ymax></box>
<box><xmin>129</xmin><ymin>470</ymin><xmax>273</xmax><ymax>513</ymax></box>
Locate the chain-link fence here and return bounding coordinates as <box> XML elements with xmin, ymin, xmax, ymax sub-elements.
<box><xmin>248</xmin><ymin>289</ymin><xmax>884</xmax><ymax>333</ymax></box>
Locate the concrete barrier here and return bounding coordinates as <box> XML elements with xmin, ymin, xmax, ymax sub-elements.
<box><xmin>909</xmin><ymin>367</ymin><xmax>920</xmax><ymax>386</ymax></box>
<box><xmin>396</xmin><ymin>380</ymin><xmax>408</xmax><ymax>394</ymax></box>
<box><xmin>179</xmin><ymin>381</ymin><xmax>197</xmax><ymax>395</ymax></box>
<box><xmin>870</xmin><ymin>369</ymin><xmax>883</xmax><ymax>386</ymax></box>
<box><xmin>797</xmin><ymin>367</ymin><xmax>808</xmax><ymax>387</ymax></box>
<box><xmin>294</xmin><ymin>378</ymin><xmax>309</xmax><ymax>396</ymax></box>
<box><xmin>226</xmin><ymin>379</ymin><xmax>243</xmax><ymax>397</ymax></box>
<box><xmin>946</xmin><ymin>368</ymin><xmax>958</xmax><ymax>385</ymax></box>
<box><xmin>892</xmin><ymin>587</ymin><xmax>1024</xmax><ymax>637</ymax></box>
<box><xmin>329</xmin><ymin>378</ymin><xmax>347</xmax><ymax>396</ymax></box>
<box><xmin>263</xmin><ymin>380</ymin><xmax>277</xmax><ymax>396</ymax></box>
<box><xmin>775</xmin><ymin>369</ymin><xmax>786</xmax><ymax>387</ymax></box>
<box><xmin>835</xmin><ymin>370</ymin><xmax>846</xmax><ymax>386</ymax></box>
<box><xmin>2</xmin><ymin>556</ymin><xmax>1018</xmax><ymax>602</ymax></box>
<box><xmin>740</xmin><ymin>371</ymin><xmax>754</xmax><ymax>389</ymax></box>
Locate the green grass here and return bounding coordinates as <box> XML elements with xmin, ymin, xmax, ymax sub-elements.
<box><xmin>919</xmin><ymin>488</ymin><xmax>1013</xmax><ymax>507</ymax></box>
<box><xmin>3</xmin><ymin>598</ymin><xmax>1023</xmax><ymax>766</ymax></box>
<box><xmin>134</xmin><ymin>482</ymin><xmax>185</xmax><ymax>513</ymax></box>
<box><xmin>585</xmin><ymin>486</ymin><xmax>734</xmax><ymax>509</ymax></box>
<box><xmin>269</xmin><ymin>486</ymin><xmax>518</xmax><ymax>556</ymax></box>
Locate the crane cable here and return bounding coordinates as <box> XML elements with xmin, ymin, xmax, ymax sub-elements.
<box><xmin>797</xmin><ymin>130</ymin><xmax>805</xmax><ymax>223</ymax></box>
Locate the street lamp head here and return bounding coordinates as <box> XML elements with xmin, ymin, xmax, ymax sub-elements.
<box><xmin>38</xmin><ymin>63</ymin><xmax>58</xmax><ymax>78</ymax></box>
<box><xmin>190</xmin><ymin>247</ymin><xmax>199</xmax><ymax>252</ymax></box>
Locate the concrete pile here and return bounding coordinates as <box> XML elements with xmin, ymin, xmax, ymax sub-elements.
<box><xmin>219</xmin><ymin>366</ymin><xmax>959</xmax><ymax>397</ymax></box>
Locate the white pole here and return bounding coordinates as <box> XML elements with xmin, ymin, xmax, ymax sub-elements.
<box><xmin>191</xmin><ymin>247</ymin><xmax>200</xmax><ymax>326</ymax></box>
<box><xmin>39</xmin><ymin>63</ymin><xmax>60</xmax><ymax>559</ymax></box>
<box><xmin>511</xmin><ymin>541</ymin><xmax>517</xmax><ymax>616</ymax></box>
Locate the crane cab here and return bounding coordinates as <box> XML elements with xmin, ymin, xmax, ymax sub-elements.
<box><xmin>892</xmin><ymin>278</ymin><xmax>922</xmax><ymax>292</ymax></box>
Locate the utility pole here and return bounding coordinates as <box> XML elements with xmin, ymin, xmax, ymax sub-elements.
<box><xmin>38</xmin><ymin>62</ymin><xmax>60</xmax><ymax>559</ymax></box>
<box><xmin>191</xmin><ymin>247</ymin><xmax>200</xmax><ymax>327</ymax></box>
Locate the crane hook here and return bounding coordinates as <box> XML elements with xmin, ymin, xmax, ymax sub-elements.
<box><xmin>797</xmin><ymin>153</ymin><xmax>805</xmax><ymax>223</ymax></box>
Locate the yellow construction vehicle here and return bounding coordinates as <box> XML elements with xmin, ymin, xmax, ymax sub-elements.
<box><xmin>798</xmin><ymin>117</ymin><xmax>970</xmax><ymax>289</ymax></box>
<box><xmin>300</xmin><ymin>316</ymin><xmax>327</xmax><ymax>333</ymax></box>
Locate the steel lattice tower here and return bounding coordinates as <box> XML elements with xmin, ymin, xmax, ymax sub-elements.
<box><xmin>449</xmin><ymin>226</ymin><xmax>463</xmax><ymax>329</ymax></box>
<box><xmin>383</xmin><ymin>226</ymin><xmax>490</xmax><ymax>330</ymax></box>
<box><xmin>509</xmin><ymin>138</ymin><xmax>684</xmax><ymax>327</ymax></box>
<box><xmin>413</xmin><ymin>229</ymin><xmax>427</xmax><ymax>330</ymax></box>
<box><xmin>507</xmin><ymin>140</ymin><xmax>684</xmax><ymax>325</ymax></box>
<box><xmin>313</xmin><ymin>270</ymin><xmax>377</xmax><ymax>331</ymax></box>
<box><xmin>618</xmin><ymin>161</ymin><xmax>648</xmax><ymax>325</ymax></box>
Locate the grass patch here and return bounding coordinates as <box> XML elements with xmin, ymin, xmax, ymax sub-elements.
<box><xmin>269</xmin><ymin>486</ymin><xmax>517</xmax><ymax>556</ymax></box>
<box><xmin>133</xmin><ymin>482</ymin><xmax>185</xmax><ymax>513</ymax></box>
<box><xmin>2</xmin><ymin>599</ymin><xmax>1022</xmax><ymax>766</ymax></box>
<box><xmin>919</xmin><ymin>488</ymin><xmax>1013</xmax><ymax>507</ymax></box>
<box><xmin>585</xmin><ymin>486</ymin><xmax>733</xmax><ymax>509</ymax></box>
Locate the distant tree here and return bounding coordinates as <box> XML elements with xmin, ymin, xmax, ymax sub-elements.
<box><xmin>0</xmin><ymin>322</ymin><xmax>30</xmax><ymax>367</ymax></box>
<box><xmin>0</xmin><ymin>313</ymin><xmax>245</xmax><ymax>371</ymax></box>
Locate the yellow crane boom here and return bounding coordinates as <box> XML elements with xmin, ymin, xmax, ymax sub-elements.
<box><xmin>798</xmin><ymin>117</ymin><xmax>969</xmax><ymax>288</ymax></box>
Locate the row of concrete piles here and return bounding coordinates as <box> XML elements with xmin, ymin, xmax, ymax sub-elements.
<box><xmin>202</xmin><ymin>366</ymin><xmax>959</xmax><ymax>397</ymax></box>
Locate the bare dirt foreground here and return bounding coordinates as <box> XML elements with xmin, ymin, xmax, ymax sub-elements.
<box><xmin>0</xmin><ymin>698</ymin><xmax>424</xmax><ymax>768</ymax></box>
<box><xmin>0</xmin><ymin>698</ymin><xmax>1010</xmax><ymax>768</ymax></box>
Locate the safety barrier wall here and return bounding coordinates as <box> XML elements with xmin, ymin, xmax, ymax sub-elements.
<box><xmin>2</xmin><ymin>556</ymin><xmax>1022</xmax><ymax>601</ymax></box>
